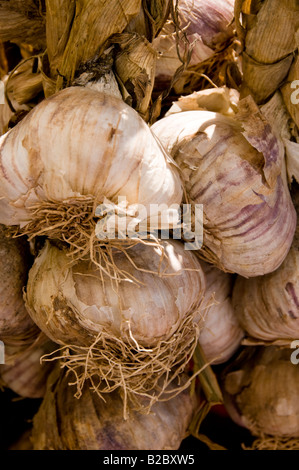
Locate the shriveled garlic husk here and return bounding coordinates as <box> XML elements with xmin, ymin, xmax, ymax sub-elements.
<box><xmin>236</xmin><ymin>0</ymin><xmax>299</xmax><ymax>104</ymax></box>
<box><xmin>0</xmin><ymin>77</ymin><xmax>13</xmax><ymax>136</ymax></box>
<box><xmin>0</xmin><ymin>335</ymin><xmax>57</xmax><ymax>398</ymax></box>
<box><xmin>126</xmin><ymin>0</ymin><xmax>171</xmax><ymax>41</ymax></box>
<box><xmin>0</xmin><ymin>40</ymin><xmax>8</xmax><ymax>78</ymax></box>
<box><xmin>165</xmin><ymin>86</ymin><xmax>239</xmax><ymax>117</ymax></box>
<box><xmin>0</xmin><ymin>86</ymin><xmax>183</xmax><ymax>277</ymax></box>
<box><xmin>0</xmin><ymin>64</ymin><xmax>40</xmax><ymax>136</ymax></box>
<box><xmin>6</xmin><ymin>57</ymin><xmax>43</xmax><ymax>109</ymax></box>
<box><xmin>25</xmin><ymin>238</ymin><xmax>205</xmax><ymax>410</ymax></box>
<box><xmin>0</xmin><ymin>1</ymin><xmax>46</xmax><ymax>50</ymax></box>
<box><xmin>199</xmin><ymin>262</ymin><xmax>243</xmax><ymax>364</ymax></box>
<box><xmin>221</xmin><ymin>346</ymin><xmax>299</xmax><ymax>448</ymax></box>
<box><xmin>152</xmin><ymin>95</ymin><xmax>296</xmax><ymax>277</ymax></box>
<box><xmin>232</xmin><ymin>231</ymin><xmax>299</xmax><ymax>345</ymax></box>
<box><xmin>0</xmin><ymin>224</ymin><xmax>37</xmax><ymax>345</ymax></box>
<box><xmin>153</xmin><ymin>0</ymin><xmax>239</xmax><ymax>94</ymax></box>
<box><xmin>42</xmin><ymin>1</ymin><xmax>165</xmax><ymax>119</ymax></box>
<box><xmin>32</xmin><ymin>366</ymin><xmax>199</xmax><ymax>450</ymax></box>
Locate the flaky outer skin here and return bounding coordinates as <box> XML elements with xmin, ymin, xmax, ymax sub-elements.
<box><xmin>32</xmin><ymin>368</ymin><xmax>198</xmax><ymax>450</ymax></box>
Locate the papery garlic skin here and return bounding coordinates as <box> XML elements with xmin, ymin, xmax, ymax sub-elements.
<box><xmin>0</xmin><ymin>336</ymin><xmax>56</xmax><ymax>398</ymax></box>
<box><xmin>25</xmin><ymin>239</ymin><xmax>205</xmax><ymax>348</ymax></box>
<box><xmin>199</xmin><ymin>262</ymin><xmax>243</xmax><ymax>364</ymax></box>
<box><xmin>0</xmin><ymin>224</ymin><xmax>36</xmax><ymax>342</ymax></box>
<box><xmin>152</xmin><ymin>103</ymin><xmax>296</xmax><ymax>277</ymax></box>
<box><xmin>232</xmin><ymin>244</ymin><xmax>299</xmax><ymax>343</ymax></box>
<box><xmin>0</xmin><ymin>86</ymin><xmax>182</xmax><ymax>227</ymax></box>
<box><xmin>222</xmin><ymin>347</ymin><xmax>299</xmax><ymax>438</ymax></box>
<box><xmin>32</xmin><ymin>368</ymin><xmax>198</xmax><ymax>450</ymax></box>
<box><xmin>153</xmin><ymin>0</ymin><xmax>235</xmax><ymax>88</ymax></box>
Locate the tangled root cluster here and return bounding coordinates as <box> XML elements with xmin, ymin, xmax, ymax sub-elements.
<box><xmin>41</xmin><ymin>309</ymin><xmax>202</xmax><ymax>418</ymax></box>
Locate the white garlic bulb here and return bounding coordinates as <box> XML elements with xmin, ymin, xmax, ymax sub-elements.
<box><xmin>0</xmin><ymin>87</ymin><xmax>182</xmax><ymax>263</ymax></box>
<box><xmin>25</xmin><ymin>239</ymin><xmax>206</xmax><ymax>406</ymax></box>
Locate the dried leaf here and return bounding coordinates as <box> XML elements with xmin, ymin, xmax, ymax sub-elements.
<box><xmin>114</xmin><ymin>33</ymin><xmax>156</xmax><ymax>120</ymax></box>
<box><xmin>55</xmin><ymin>0</ymin><xmax>142</xmax><ymax>90</ymax></box>
<box><xmin>0</xmin><ymin>0</ymin><xmax>46</xmax><ymax>48</ymax></box>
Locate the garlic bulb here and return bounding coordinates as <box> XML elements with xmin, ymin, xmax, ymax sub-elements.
<box><xmin>0</xmin><ymin>86</ymin><xmax>182</xmax><ymax>271</ymax></box>
<box><xmin>0</xmin><ymin>335</ymin><xmax>57</xmax><ymax>398</ymax></box>
<box><xmin>199</xmin><ymin>262</ymin><xmax>243</xmax><ymax>364</ymax></box>
<box><xmin>153</xmin><ymin>0</ymin><xmax>235</xmax><ymax>90</ymax></box>
<box><xmin>32</xmin><ymin>367</ymin><xmax>198</xmax><ymax>450</ymax></box>
<box><xmin>152</xmin><ymin>96</ymin><xmax>296</xmax><ymax>277</ymax></box>
<box><xmin>0</xmin><ymin>224</ymin><xmax>36</xmax><ymax>344</ymax></box>
<box><xmin>25</xmin><ymin>239</ymin><xmax>205</xmax><ymax>406</ymax></box>
<box><xmin>222</xmin><ymin>346</ymin><xmax>299</xmax><ymax>440</ymax></box>
<box><xmin>232</xmin><ymin>240</ymin><xmax>299</xmax><ymax>344</ymax></box>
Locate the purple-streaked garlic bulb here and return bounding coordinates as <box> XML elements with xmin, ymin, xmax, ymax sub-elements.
<box><xmin>199</xmin><ymin>261</ymin><xmax>243</xmax><ymax>364</ymax></box>
<box><xmin>152</xmin><ymin>96</ymin><xmax>296</xmax><ymax>277</ymax></box>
